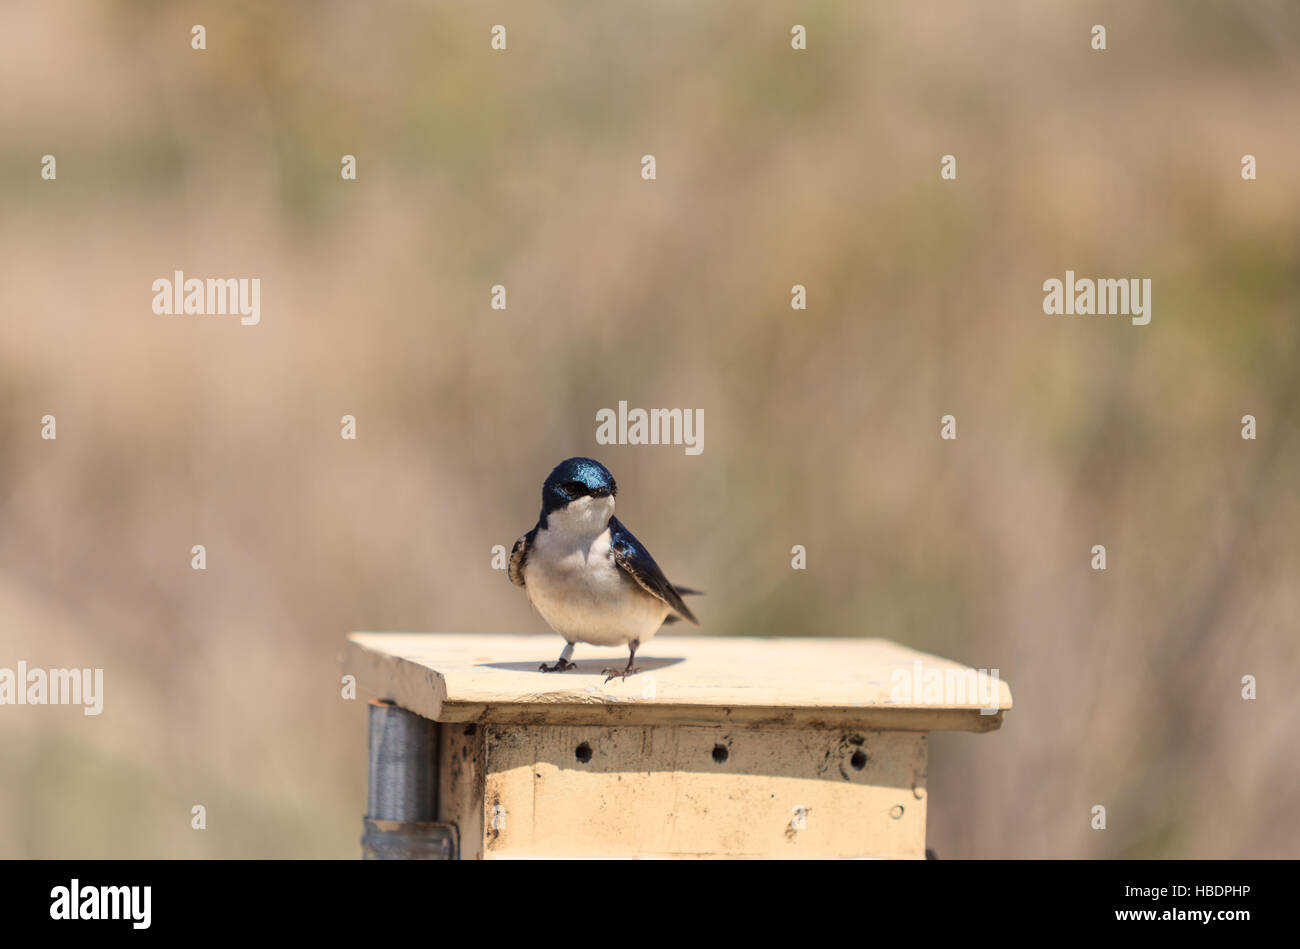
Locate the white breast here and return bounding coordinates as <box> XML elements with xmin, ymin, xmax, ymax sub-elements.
<box><xmin>524</xmin><ymin>498</ymin><xmax>670</xmax><ymax>647</ymax></box>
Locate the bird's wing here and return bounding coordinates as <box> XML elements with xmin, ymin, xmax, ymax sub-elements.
<box><xmin>508</xmin><ymin>527</ymin><xmax>536</xmax><ymax>588</ymax></box>
<box><xmin>609</xmin><ymin>517</ymin><xmax>698</xmax><ymax>624</ymax></box>
<box><xmin>662</xmin><ymin>585</ymin><xmax>703</xmax><ymax>621</ymax></box>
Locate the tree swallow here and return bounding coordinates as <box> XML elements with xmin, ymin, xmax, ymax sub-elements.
<box><xmin>509</xmin><ymin>457</ymin><xmax>699</xmax><ymax>681</ymax></box>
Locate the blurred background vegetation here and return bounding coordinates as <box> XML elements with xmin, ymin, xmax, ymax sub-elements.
<box><xmin>1</xmin><ymin>1</ymin><xmax>1298</xmax><ymax>857</ymax></box>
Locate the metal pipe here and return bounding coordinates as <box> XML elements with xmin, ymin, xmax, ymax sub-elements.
<box><xmin>362</xmin><ymin>700</ymin><xmax>458</xmax><ymax>859</ymax></box>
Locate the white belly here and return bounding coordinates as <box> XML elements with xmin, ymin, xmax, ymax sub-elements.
<box><xmin>525</xmin><ymin>520</ymin><xmax>670</xmax><ymax>647</ymax></box>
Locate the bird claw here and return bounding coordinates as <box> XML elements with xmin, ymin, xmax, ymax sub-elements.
<box><xmin>540</xmin><ymin>658</ymin><xmax>577</xmax><ymax>673</ymax></box>
<box><xmin>602</xmin><ymin>666</ymin><xmax>640</xmax><ymax>683</ymax></box>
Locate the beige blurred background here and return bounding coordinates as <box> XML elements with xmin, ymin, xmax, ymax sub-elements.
<box><xmin>2</xmin><ymin>1</ymin><xmax>1298</xmax><ymax>858</ymax></box>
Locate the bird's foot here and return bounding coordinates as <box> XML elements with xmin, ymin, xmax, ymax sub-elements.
<box><xmin>601</xmin><ymin>665</ymin><xmax>641</xmax><ymax>683</ymax></box>
<box><xmin>539</xmin><ymin>658</ymin><xmax>577</xmax><ymax>673</ymax></box>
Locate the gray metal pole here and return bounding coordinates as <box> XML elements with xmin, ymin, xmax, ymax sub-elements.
<box><xmin>362</xmin><ymin>699</ymin><xmax>458</xmax><ymax>859</ymax></box>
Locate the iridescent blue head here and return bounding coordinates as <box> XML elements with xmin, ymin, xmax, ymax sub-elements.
<box><xmin>541</xmin><ymin>457</ymin><xmax>618</xmax><ymax>518</ymax></box>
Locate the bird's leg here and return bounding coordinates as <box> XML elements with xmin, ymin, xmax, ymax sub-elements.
<box><xmin>540</xmin><ymin>642</ymin><xmax>577</xmax><ymax>673</ymax></box>
<box><xmin>602</xmin><ymin>640</ymin><xmax>641</xmax><ymax>682</ymax></box>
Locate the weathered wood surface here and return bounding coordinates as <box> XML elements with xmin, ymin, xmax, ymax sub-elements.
<box><xmin>455</xmin><ymin>722</ymin><xmax>929</xmax><ymax>859</ymax></box>
<box><xmin>344</xmin><ymin>632</ymin><xmax>1012</xmax><ymax>731</ymax></box>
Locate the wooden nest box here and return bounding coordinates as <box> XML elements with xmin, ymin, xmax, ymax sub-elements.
<box><xmin>343</xmin><ymin>632</ymin><xmax>1012</xmax><ymax>859</ymax></box>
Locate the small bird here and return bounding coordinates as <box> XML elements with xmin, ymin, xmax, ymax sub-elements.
<box><xmin>509</xmin><ymin>457</ymin><xmax>699</xmax><ymax>681</ymax></box>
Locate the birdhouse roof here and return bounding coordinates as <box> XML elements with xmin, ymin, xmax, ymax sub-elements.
<box><xmin>344</xmin><ymin>632</ymin><xmax>1012</xmax><ymax>731</ymax></box>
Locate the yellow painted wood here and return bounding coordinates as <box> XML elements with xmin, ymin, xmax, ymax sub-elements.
<box><xmin>471</xmin><ymin>723</ymin><xmax>928</xmax><ymax>859</ymax></box>
<box><xmin>347</xmin><ymin>632</ymin><xmax>1011</xmax><ymax>858</ymax></box>
<box><xmin>344</xmin><ymin>632</ymin><xmax>1012</xmax><ymax>731</ymax></box>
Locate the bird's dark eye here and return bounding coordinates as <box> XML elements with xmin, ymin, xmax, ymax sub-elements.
<box><xmin>560</xmin><ymin>480</ymin><xmax>587</xmax><ymax>498</ymax></box>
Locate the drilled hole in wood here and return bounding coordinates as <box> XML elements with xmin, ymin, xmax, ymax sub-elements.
<box><xmin>851</xmin><ymin>750</ymin><xmax>867</xmax><ymax>770</ymax></box>
<box><xmin>574</xmin><ymin>742</ymin><xmax>592</xmax><ymax>763</ymax></box>
<box><xmin>712</xmin><ymin>744</ymin><xmax>729</xmax><ymax>764</ymax></box>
